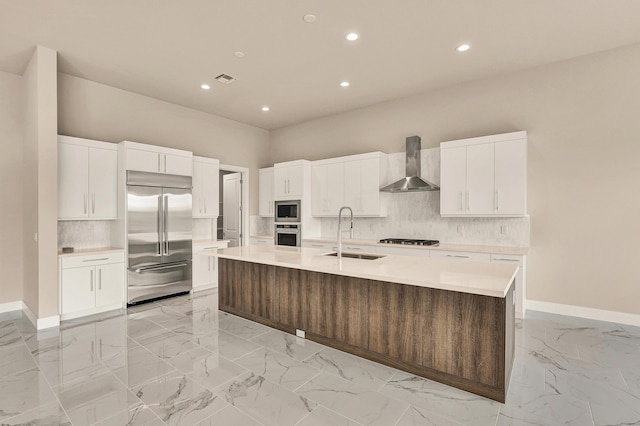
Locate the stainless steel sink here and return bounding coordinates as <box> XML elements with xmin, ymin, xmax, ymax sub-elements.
<box><xmin>323</xmin><ymin>252</ymin><xmax>385</xmax><ymax>260</ymax></box>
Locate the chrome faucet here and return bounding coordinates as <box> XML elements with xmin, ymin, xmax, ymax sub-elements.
<box><xmin>337</xmin><ymin>206</ymin><xmax>354</xmax><ymax>259</ymax></box>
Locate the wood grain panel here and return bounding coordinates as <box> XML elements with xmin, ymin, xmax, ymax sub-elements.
<box><xmin>218</xmin><ymin>258</ymin><xmax>242</xmax><ymax>310</ymax></box>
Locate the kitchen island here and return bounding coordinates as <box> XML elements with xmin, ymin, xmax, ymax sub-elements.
<box><xmin>210</xmin><ymin>245</ymin><xmax>517</xmax><ymax>402</ymax></box>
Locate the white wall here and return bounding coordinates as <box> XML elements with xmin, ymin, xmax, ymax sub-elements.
<box><xmin>0</xmin><ymin>70</ymin><xmax>24</xmax><ymax>306</ymax></box>
<box><xmin>270</xmin><ymin>42</ymin><xmax>640</xmax><ymax>316</ymax></box>
<box><xmin>57</xmin><ymin>73</ymin><xmax>270</xmax><ymax>215</ymax></box>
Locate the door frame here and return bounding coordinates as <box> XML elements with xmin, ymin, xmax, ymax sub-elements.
<box><xmin>220</xmin><ymin>164</ymin><xmax>249</xmax><ymax>246</ymax></box>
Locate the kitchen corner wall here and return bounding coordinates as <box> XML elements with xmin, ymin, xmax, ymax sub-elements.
<box><xmin>270</xmin><ymin>42</ymin><xmax>640</xmax><ymax>316</ymax></box>
<box><xmin>0</xmin><ymin>70</ymin><xmax>24</xmax><ymax>306</ymax></box>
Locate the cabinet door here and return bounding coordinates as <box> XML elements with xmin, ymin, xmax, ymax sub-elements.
<box><xmin>495</xmin><ymin>139</ymin><xmax>527</xmax><ymax>215</ymax></box>
<box><xmin>343</xmin><ymin>160</ymin><xmax>361</xmax><ymax>212</ymax></box>
<box><xmin>287</xmin><ymin>164</ymin><xmax>304</xmax><ymax>197</ymax></box>
<box><xmin>466</xmin><ymin>143</ymin><xmax>494</xmax><ymax>215</ymax></box>
<box><xmin>359</xmin><ymin>157</ymin><xmax>380</xmax><ymax>216</ymax></box>
<box><xmin>126</xmin><ymin>148</ymin><xmax>161</xmax><ymax>173</ymax></box>
<box><xmin>326</xmin><ymin>162</ymin><xmax>345</xmax><ymax>215</ymax></box>
<box><xmin>311</xmin><ymin>164</ymin><xmax>328</xmax><ymax>216</ymax></box>
<box><xmin>440</xmin><ymin>146</ymin><xmax>467</xmax><ymax>215</ymax></box>
<box><xmin>193</xmin><ymin>252</ymin><xmax>214</xmax><ymax>290</ymax></box>
<box><xmin>201</xmin><ymin>161</ymin><xmax>219</xmax><ymax>217</ymax></box>
<box><xmin>95</xmin><ymin>263</ymin><xmax>124</xmax><ymax>307</ymax></box>
<box><xmin>58</xmin><ymin>143</ymin><xmax>89</xmax><ymax>219</ymax></box>
<box><xmin>273</xmin><ymin>167</ymin><xmax>288</xmax><ymax>199</ymax></box>
<box><xmin>89</xmin><ymin>147</ymin><xmax>118</xmax><ymax>219</ymax></box>
<box><xmin>61</xmin><ymin>267</ymin><xmax>95</xmax><ymax>314</ymax></box>
<box><xmin>259</xmin><ymin>168</ymin><xmax>274</xmax><ymax>216</ymax></box>
<box><xmin>192</xmin><ymin>161</ymin><xmax>203</xmax><ymax>216</ymax></box>
<box><xmin>164</xmin><ymin>154</ymin><xmax>193</xmax><ymax>176</ymax></box>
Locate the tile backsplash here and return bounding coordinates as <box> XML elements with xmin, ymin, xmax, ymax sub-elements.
<box><xmin>250</xmin><ymin>215</ymin><xmax>274</xmax><ymax>237</ymax></box>
<box><xmin>58</xmin><ymin>221</ymin><xmax>113</xmax><ymax>250</ymax></box>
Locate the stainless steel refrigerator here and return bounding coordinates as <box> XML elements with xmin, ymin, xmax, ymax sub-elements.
<box><xmin>126</xmin><ymin>171</ymin><xmax>192</xmax><ymax>304</ymax></box>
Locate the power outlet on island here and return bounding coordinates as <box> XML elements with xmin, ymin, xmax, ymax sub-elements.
<box><xmin>296</xmin><ymin>329</ymin><xmax>306</xmax><ymax>339</ymax></box>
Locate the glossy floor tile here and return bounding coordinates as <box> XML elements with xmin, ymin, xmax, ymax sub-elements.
<box><xmin>2</xmin><ymin>289</ymin><xmax>640</xmax><ymax>425</ymax></box>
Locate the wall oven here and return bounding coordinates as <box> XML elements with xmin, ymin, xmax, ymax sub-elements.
<box><xmin>275</xmin><ymin>200</ymin><xmax>301</xmax><ymax>223</ymax></box>
<box><xmin>275</xmin><ymin>223</ymin><xmax>301</xmax><ymax>247</ymax></box>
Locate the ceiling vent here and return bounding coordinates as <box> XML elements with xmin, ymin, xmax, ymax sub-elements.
<box><xmin>214</xmin><ymin>73</ymin><xmax>237</xmax><ymax>84</ymax></box>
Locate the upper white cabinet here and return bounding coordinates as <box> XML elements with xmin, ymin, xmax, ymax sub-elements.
<box><xmin>311</xmin><ymin>152</ymin><xmax>388</xmax><ymax>217</ymax></box>
<box><xmin>440</xmin><ymin>131</ymin><xmax>527</xmax><ymax>217</ymax></box>
<box><xmin>274</xmin><ymin>160</ymin><xmax>307</xmax><ymax>200</ymax></box>
<box><xmin>259</xmin><ymin>167</ymin><xmax>274</xmax><ymax>217</ymax></box>
<box><xmin>121</xmin><ymin>141</ymin><xmax>192</xmax><ymax>176</ymax></box>
<box><xmin>58</xmin><ymin>136</ymin><xmax>118</xmax><ymax>220</ymax></box>
<box><xmin>192</xmin><ymin>156</ymin><xmax>219</xmax><ymax>218</ymax></box>
<box><xmin>311</xmin><ymin>160</ymin><xmax>345</xmax><ymax>216</ymax></box>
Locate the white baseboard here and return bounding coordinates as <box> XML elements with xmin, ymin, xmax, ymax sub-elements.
<box><xmin>527</xmin><ymin>299</ymin><xmax>640</xmax><ymax>327</ymax></box>
<box><xmin>22</xmin><ymin>302</ymin><xmax>60</xmax><ymax>330</ymax></box>
<box><xmin>0</xmin><ymin>300</ymin><xmax>23</xmax><ymax>314</ymax></box>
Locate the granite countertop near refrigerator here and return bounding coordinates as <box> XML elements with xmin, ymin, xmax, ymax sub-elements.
<box><xmin>58</xmin><ymin>247</ymin><xmax>125</xmax><ymax>257</ymax></box>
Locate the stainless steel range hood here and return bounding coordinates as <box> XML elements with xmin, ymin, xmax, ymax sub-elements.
<box><xmin>380</xmin><ymin>136</ymin><xmax>440</xmax><ymax>192</ymax></box>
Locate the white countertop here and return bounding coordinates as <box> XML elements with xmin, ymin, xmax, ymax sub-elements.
<box><xmin>210</xmin><ymin>245</ymin><xmax>517</xmax><ymax>298</ymax></box>
<box><xmin>58</xmin><ymin>247</ymin><xmax>124</xmax><ymax>257</ymax></box>
<box><xmin>302</xmin><ymin>237</ymin><xmax>529</xmax><ymax>256</ymax></box>
<box><xmin>193</xmin><ymin>239</ymin><xmax>230</xmax><ymax>247</ymax></box>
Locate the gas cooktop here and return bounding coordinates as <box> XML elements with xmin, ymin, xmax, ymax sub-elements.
<box><xmin>379</xmin><ymin>238</ymin><xmax>439</xmax><ymax>246</ymax></box>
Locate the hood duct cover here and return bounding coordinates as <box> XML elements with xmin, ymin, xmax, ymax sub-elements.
<box><xmin>380</xmin><ymin>136</ymin><xmax>440</xmax><ymax>192</ymax></box>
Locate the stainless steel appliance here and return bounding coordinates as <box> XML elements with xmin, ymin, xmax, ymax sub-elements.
<box><xmin>126</xmin><ymin>171</ymin><xmax>192</xmax><ymax>304</ymax></box>
<box><xmin>379</xmin><ymin>136</ymin><xmax>440</xmax><ymax>192</ymax></box>
<box><xmin>274</xmin><ymin>200</ymin><xmax>301</xmax><ymax>222</ymax></box>
<box><xmin>379</xmin><ymin>238</ymin><xmax>439</xmax><ymax>246</ymax></box>
<box><xmin>275</xmin><ymin>223</ymin><xmax>301</xmax><ymax>247</ymax></box>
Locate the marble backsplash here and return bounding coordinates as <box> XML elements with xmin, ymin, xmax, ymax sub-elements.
<box><xmin>250</xmin><ymin>215</ymin><xmax>274</xmax><ymax>236</ymax></box>
<box><xmin>58</xmin><ymin>221</ymin><xmax>113</xmax><ymax>250</ymax></box>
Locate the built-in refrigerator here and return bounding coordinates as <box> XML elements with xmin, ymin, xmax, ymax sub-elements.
<box><xmin>126</xmin><ymin>171</ymin><xmax>192</xmax><ymax>304</ymax></box>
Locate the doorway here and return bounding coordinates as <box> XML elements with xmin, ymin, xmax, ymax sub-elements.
<box><xmin>218</xmin><ymin>165</ymin><xmax>249</xmax><ymax>247</ymax></box>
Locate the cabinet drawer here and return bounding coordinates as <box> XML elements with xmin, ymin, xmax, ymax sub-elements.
<box><xmin>376</xmin><ymin>246</ymin><xmax>429</xmax><ymax>257</ymax></box>
<box><xmin>61</xmin><ymin>252</ymin><xmax>125</xmax><ymax>269</ymax></box>
<box><xmin>429</xmin><ymin>250</ymin><xmax>490</xmax><ymax>262</ymax></box>
<box><xmin>490</xmin><ymin>254</ymin><xmax>523</xmax><ymax>264</ymax></box>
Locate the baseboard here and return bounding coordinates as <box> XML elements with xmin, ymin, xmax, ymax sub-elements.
<box><xmin>22</xmin><ymin>302</ymin><xmax>60</xmax><ymax>330</ymax></box>
<box><xmin>527</xmin><ymin>299</ymin><xmax>640</xmax><ymax>327</ymax></box>
<box><xmin>0</xmin><ymin>300</ymin><xmax>23</xmax><ymax>314</ymax></box>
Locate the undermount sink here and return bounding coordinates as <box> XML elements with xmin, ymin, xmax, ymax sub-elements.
<box><xmin>323</xmin><ymin>252</ymin><xmax>385</xmax><ymax>260</ymax></box>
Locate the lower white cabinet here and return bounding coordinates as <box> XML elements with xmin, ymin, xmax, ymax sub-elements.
<box><xmin>429</xmin><ymin>250</ymin><xmax>491</xmax><ymax>262</ymax></box>
<box><xmin>491</xmin><ymin>254</ymin><xmax>526</xmax><ymax>318</ymax></box>
<box><xmin>192</xmin><ymin>241</ymin><xmax>229</xmax><ymax>291</ymax></box>
<box><xmin>250</xmin><ymin>236</ymin><xmax>274</xmax><ymax>246</ymax></box>
<box><xmin>60</xmin><ymin>252</ymin><xmax>125</xmax><ymax>319</ymax></box>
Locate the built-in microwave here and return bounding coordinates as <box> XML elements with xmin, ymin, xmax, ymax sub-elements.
<box><xmin>274</xmin><ymin>200</ymin><xmax>301</xmax><ymax>222</ymax></box>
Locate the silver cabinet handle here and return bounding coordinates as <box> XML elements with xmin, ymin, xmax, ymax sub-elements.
<box><xmin>466</xmin><ymin>192</ymin><xmax>470</xmax><ymax>211</ymax></box>
<box><xmin>445</xmin><ymin>254</ymin><xmax>470</xmax><ymax>258</ymax></box>
<box><xmin>98</xmin><ymin>268</ymin><xmax>102</xmax><ymax>290</ymax></box>
<box><xmin>493</xmin><ymin>258</ymin><xmax>519</xmax><ymax>262</ymax></box>
<box><xmin>496</xmin><ymin>190</ymin><xmax>499</xmax><ymax>211</ymax></box>
<box><xmin>83</xmin><ymin>258</ymin><xmax>109</xmax><ymax>262</ymax></box>
<box><xmin>90</xmin><ymin>269</ymin><xmax>94</xmax><ymax>291</ymax></box>
<box><xmin>164</xmin><ymin>154</ymin><xmax>167</xmax><ymax>173</ymax></box>
<box><xmin>92</xmin><ymin>193</ymin><xmax>95</xmax><ymax>214</ymax></box>
<box><xmin>83</xmin><ymin>193</ymin><xmax>87</xmax><ymax>214</ymax></box>
<box><xmin>459</xmin><ymin>192</ymin><xmax>463</xmax><ymax>211</ymax></box>
<box><xmin>204</xmin><ymin>199</ymin><xmax>207</xmax><ymax>214</ymax></box>
<box><xmin>157</xmin><ymin>153</ymin><xmax>161</xmax><ymax>172</ymax></box>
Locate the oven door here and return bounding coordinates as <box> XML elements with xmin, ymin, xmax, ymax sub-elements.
<box><xmin>275</xmin><ymin>226</ymin><xmax>300</xmax><ymax>247</ymax></box>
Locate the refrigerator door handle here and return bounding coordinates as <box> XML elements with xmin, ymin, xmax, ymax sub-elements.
<box><xmin>164</xmin><ymin>195</ymin><xmax>169</xmax><ymax>255</ymax></box>
<box><xmin>134</xmin><ymin>262</ymin><xmax>188</xmax><ymax>273</ymax></box>
<box><xmin>157</xmin><ymin>197</ymin><xmax>163</xmax><ymax>256</ymax></box>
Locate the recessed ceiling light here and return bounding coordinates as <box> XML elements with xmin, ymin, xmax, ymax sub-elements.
<box><xmin>456</xmin><ymin>43</ymin><xmax>471</xmax><ymax>52</ymax></box>
<box><xmin>261</xmin><ymin>106</ymin><xmax>270</xmax><ymax>112</ymax></box>
<box><xmin>346</xmin><ymin>32</ymin><xmax>359</xmax><ymax>41</ymax></box>
<box><xmin>200</xmin><ymin>84</ymin><xmax>211</xmax><ymax>90</ymax></box>
<box><xmin>234</xmin><ymin>51</ymin><xmax>245</xmax><ymax>58</ymax></box>
<box><xmin>340</xmin><ymin>81</ymin><xmax>350</xmax><ymax>87</ymax></box>
<box><xmin>303</xmin><ymin>14</ymin><xmax>317</xmax><ymax>23</ymax></box>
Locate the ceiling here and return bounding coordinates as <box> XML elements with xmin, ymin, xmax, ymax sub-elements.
<box><xmin>2</xmin><ymin>1</ymin><xmax>640</xmax><ymax>130</ymax></box>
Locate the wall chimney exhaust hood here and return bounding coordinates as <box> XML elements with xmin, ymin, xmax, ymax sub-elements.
<box><xmin>380</xmin><ymin>136</ymin><xmax>440</xmax><ymax>192</ymax></box>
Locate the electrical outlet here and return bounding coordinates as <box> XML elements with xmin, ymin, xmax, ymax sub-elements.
<box><xmin>296</xmin><ymin>329</ymin><xmax>306</xmax><ymax>339</ymax></box>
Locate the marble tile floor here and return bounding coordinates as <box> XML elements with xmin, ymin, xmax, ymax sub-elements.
<box><xmin>1</xmin><ymin>290</ymin><xmax>640</xmax><ymax>425</ymax></box>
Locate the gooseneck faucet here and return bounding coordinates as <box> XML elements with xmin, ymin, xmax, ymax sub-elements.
<box><xmin>337</xmin><ymin>206</ymin><xmax>354</xmax><ymax>259</ymax></box>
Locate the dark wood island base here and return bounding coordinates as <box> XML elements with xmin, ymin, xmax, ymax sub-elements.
<box><xmin>218</xmin><ymin>258</ymin><xmax>515</xmax><ymax>402</ymax></box>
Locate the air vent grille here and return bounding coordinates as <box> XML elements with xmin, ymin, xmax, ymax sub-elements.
<box><xmin>214</xmin><ymin>73</ymin><xmax>237</xmax><ymax>84</ymax></box>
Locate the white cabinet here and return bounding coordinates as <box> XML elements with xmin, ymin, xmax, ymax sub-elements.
<box><xmin>311</xmin><ymin>152</ymin><xmax>387</xmax><ymax>217</ymax></box>
<box><xmin>250</xmin><ymin>236</ymin><xmax>274</xmax><ymax>246</ymax></box>
<box><xmin>192</xmin><ymin>241</ymin><xmax>228</xmax><ymax>291</ymax></box>
<box><xmin>429</xmin><ymin>250</ymin><xmax>491</xmax><ymax>262</ymax></box>
<box><xmin>122</xmin><ymin>141</ymin><xmax>192</xmax><ymax>176</ymax></box>
<box><xmin>192</xmin><ymin>156</ymin><xmax>220</xmax><ymax>218</ymax></box>
<box><xmin>491</xmin><ymin>254</ymin><xmax>526</xmax><ymax>318</ymax></box>
<box><xmin>259</xmin><ymin>168</ymin><xmax>275</xmax><ymax>217</ymax></box>
<box><xmin>58</xmin><ymin>136</ymin><xmax>118</xmax><ymax>220</ymax></box>
<box><xmin>60</xmin><ymin>252</ymin><xmax>125</xmax><ymax>319</ymax></box>
<box><xmin>311</xmin><ymin>160</ymin><xmax>345</xmax><ymax>216</ymax></box>
<box><xmin>440</xmin><ymin>131</ymin><xmax>527</xmax><ymax>217</ymax></box>
<box><xmin>274</xmin><ymin>161</ymin><xmax>306</xmax><ymax>200</ymax></box>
